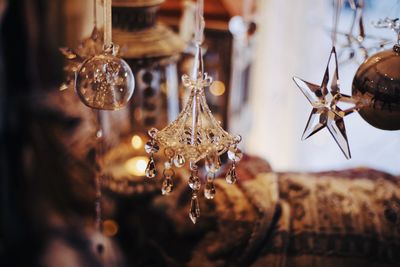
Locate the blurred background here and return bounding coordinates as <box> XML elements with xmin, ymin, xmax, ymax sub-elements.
<box><xmin>248</xmin><ymin>0</ymin><xmax>400</xmax><ymax>174</ymax></box>
<box><xmin>0</xmin><ymin>0</ymin><xmax>399</xmax><ymax>266</ymax></box>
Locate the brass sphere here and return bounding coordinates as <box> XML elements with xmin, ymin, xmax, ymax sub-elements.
<box><xmin>352</xmin><ymin>45</ymin><xmax>400</xmax><ymax>130</ymax></box>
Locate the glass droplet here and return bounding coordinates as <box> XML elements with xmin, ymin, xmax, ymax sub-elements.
<box><xmin>227</xmin><ymin>147</ymin><xmax>243</xmax><ymax>162</ymax></box>
<box><xmin>145</xmin><ymin>157</ymin><xmax>156</xmax><ymax>178</ymax></box>
<box><xmin>188</xmin><ymin>175</ymin><xmax>201</xmax><ymax>191</ymax></box>
<box><xmin>164</xmin><ymin>161</ymin><xmax>172</xmax><ymax>169</ymax></box>
<box><xmin>189</xmin><ymin>195</ymin><xmax>200</xmax><ymax>224</ymax></box>
<box><xmin>161</xmin><ymin>177</ymin><xmax>174</xmax><ymax>195</ymax></box>
<box><xmin>145</xmin><ymin>141</ymin><xmax>159</xmax><ymax>154</ymax></box>
<box><xmin>96</xmin><ymin>129</ymin><xmax>103</xmax><ymax>139</ymax></box>
<box><xmin>205</xmin><ymin>154</ymin><xmax>221</xmax><ymax>173</ymax></box>
<box><xmin>173</xmin><ymin>154</ymin><xmax>185</xmax><ymax>168</ymax></box>
<box><xmin>225</xmin><ymin>166</ymin><xmax>237</xmax><ymax>184</ymax></box>
<box><xmin>204</xmin><ymin>181</ymin><xmax>216</xmax><ymax>200</ymax></box>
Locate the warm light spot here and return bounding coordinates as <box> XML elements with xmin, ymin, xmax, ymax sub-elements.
<box><xmin>103</xmin><ymin>220</ymin><xmax>119</xmax><ymax>237</ymax></box>
<box><xmin>210</xmin><ymin>80</ymin><xmax>225</xmax><ymax>96</ymax></box>
<box><xmin>124</xmin><ymin>156</ymin><xmax>148</xmax><ymax>176</ymax></box>
<box><xmin>131</xmin><ymin>135</ymin><xmax>143</xmax><ymax>150</ymax></box>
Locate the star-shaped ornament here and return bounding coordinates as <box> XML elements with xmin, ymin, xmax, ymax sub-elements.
<box><xmin>335</xmin><ymin>0</ymin><xmax>392</xmax><ymax>64</ymax></box>
<box><xmin>293</xmin><ymin>47</ymin><xmax>357</xmax><ymax>159</ymax></box>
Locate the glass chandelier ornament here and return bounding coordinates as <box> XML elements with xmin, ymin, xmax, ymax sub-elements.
<box><xmin>99</xmin><ymin>0</ymin><xmax>185</xmax><ymax>196</ymax></box>
<box><xmin>293</xmin><ymin>0</ymin><xmax>357</xmax><ymax>159</ymax></box>
<box><xmin>75</xmin><ymin>0</ymin><xmax>135</xmax><ymax>110</ymax></box>
<box><xmin>352</xmin><ymin>17</ymin><xmax>400</xmax><ymax>130</ymax></box>
<box><xmin>144</xmin><ymin>0</ymin><xmax>242</xmax><ymax>224</ymax></box>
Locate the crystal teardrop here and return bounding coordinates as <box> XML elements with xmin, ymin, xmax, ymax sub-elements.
<box><xmin>161</xmin><ymin>177</ymin><xmax>174</xmax><ymax>195</ymax></box>
<box><xmin>173</xmin><ymin>154</ymin><xmax>185</xmax><ymax>168</ymax></box>
<box><xmin>227</xmin><ymin>147</ymin><xmax>243</xmax><ymax>162</ymax></box>
<box><xmin>188</xmin><ymin>175</ymin><xmax>201</xmax><ymax>191</ymax></box>
<box><xmin>145</xmin><ymin>141</ymin><xmax>159</xmax><ymax>154</ymax></box>
<box><xmin>205</xmin><ymin>154</ymin><xmax>221</xmax><ymax>173</ymax></box>
<box><xmin>189</xmin><ymin>195</ymin><xmax>200</xmax><ymax>224</ymax></box>
<box><xmin>145</xmin><ymin>157</ymin><xmax>156</xmax><ymax>178</ymax></box>
<box><xmin>164</xmin><ymin>161</ymin><xmax>172</xmax><ymax>169</ymax></box>
<box><xmin>225</xmin><ymin>167</ymin><xmax>237</xmax><ymax>184</ymax></box>
<box><xmin>204</xmin><ymin>181</ymin><xmax>216</xmax><ymax>199</ymax></box>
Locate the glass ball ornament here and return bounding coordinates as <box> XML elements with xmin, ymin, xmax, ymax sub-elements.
<box><xmin>352</xmin><ymin>45</ymin><xmax>400</xmax><ymax>130</ymax></box>
<box><xmin>75</xmin><ymin>49</ymin><xmax>135</xmax><ymax>110</ymax></box>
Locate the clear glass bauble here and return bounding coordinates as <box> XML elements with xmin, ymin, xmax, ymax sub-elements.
<box><xmin>76</xmin><ymin>53</ymin><xmax>135</xmax><ymax>110</ymax></box>
<box><xmin>352</xmin><ymin>46</ymin><xmax>400</xmax><ymax>130</ymax></box>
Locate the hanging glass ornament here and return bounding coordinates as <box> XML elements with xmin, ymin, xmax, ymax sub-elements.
<box><xmin>293</xmin><ymin>47</ymin><xmax>357</xmax><ymax>159</ymax></box>
<box><xmin>144</xmin><ymin>0</ymin><xmax>242</xmax><ymax>224</ymax></box>
<box><xmin>76</xmin><ymin>44</ymin><xmax>135</xmax><ymax>110</ymax></box>
<box><xmin>204</xmin><ymin>174</ymin><xmax>216</xmax><ymax>200</ymax></box>
<box><xmin>75</xmin><ymin>0</ymin><xmax>135</xmax><ymax>111</ymax></box>
<box><xmin>352</xmin><ymin>18</ymin><xmax>400</xmax><ymax>130</ymax></box>
<box><xmin>293</xmin><ymin>0</ymin><xmax>357</xmax><ymax>159</ymax></box>
<box><xmin>59</xmin><ymin>0</ymin><xmax>136</xmax><ymax>255</ymax></box>
<box><xmin>336</xmin><ymin>0</ymin><xmax>392</xmax><ymax>64</ymax></box>
<box><xmin>189</xmin><ymin>193</ymin><xmax>201</xmax><ymax>224</ymax></box>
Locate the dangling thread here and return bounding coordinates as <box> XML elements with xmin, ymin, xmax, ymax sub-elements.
<box><xmin>194</xmin><ymin>0</ymin><xmax>205</xmax><ymax>46</ymax></box>
<box><xmin>95</xmin><ymin>110</ymin><xmax>105</xmax><ymax>256</ymax></box>
<box><xmin>93</xmin><ymin>0</ymin><xmax>98</xmax><ymax>29</ymax></box>
<box><xmin>243</xmin><ymin>0</ymin><xmax>254</xmax><ymax>23</ymax></box>
<box><xmin>331</xmin><ymin>0</ymin><xmax>343</xmax><ymax>47</ymax></box>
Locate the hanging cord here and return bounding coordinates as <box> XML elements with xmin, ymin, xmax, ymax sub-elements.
<box><xmin>243</xmin><ymin>0</ymin><xmax>254</xmax><ymax>23</ymax></box>
<box><xmin>190</xmin><ymin>0</ymin><xmax>206</xmax><ymax>144</ymax></box>
<box><xmin>194</xmin><ymin>0</ymin><xmax>205</xmax><ymax>45</ymax></box>
<box><xmin>191</xmin><ymin>0</ymin><xmax>205</xmax><ymax>80</ymax></box>
<box><xmin>331</xmin><ymin>0</ymin><xmax>343</xmax><ymax>47</ymax></box>
<box><xmin>104</xmin><ymin>0</ymin><xmax>112</xmax><ymax>48</ymax></box>
<box><xmin>93</xmin><ymin>0</ymin><xmax>97</xmax><ymax>29</ymax></box>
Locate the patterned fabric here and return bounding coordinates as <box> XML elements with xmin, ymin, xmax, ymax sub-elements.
<box><xmin>251</xmin><ymin>170</ymin><xmax>400</xmax><ymax>267</ymax></box>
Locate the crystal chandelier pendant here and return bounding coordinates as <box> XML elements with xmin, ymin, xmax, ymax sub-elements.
<box><xmin>144</xmin><ymin>0</ymin><xmax>242</xmax><ymax>224</ymax></box>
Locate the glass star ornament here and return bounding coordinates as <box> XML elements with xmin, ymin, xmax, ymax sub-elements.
<box><xmin>293</xmin><ymin>47</ymin><xmax>357</xmax><ymax>159</ymax></box>
<box><xmin>373</xmin><ymin>17</ymin><xmax>400</xmax><ymax>45</ymax></box>
<box><xmin>144</xmin><ymin>45</ymin><xmax>242</xmax><ymax>224</ymax></box>
<box><xmin>335</xmin><ymin>0</ymin><xmax>392</xmax><ymax>64</ymax></box>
